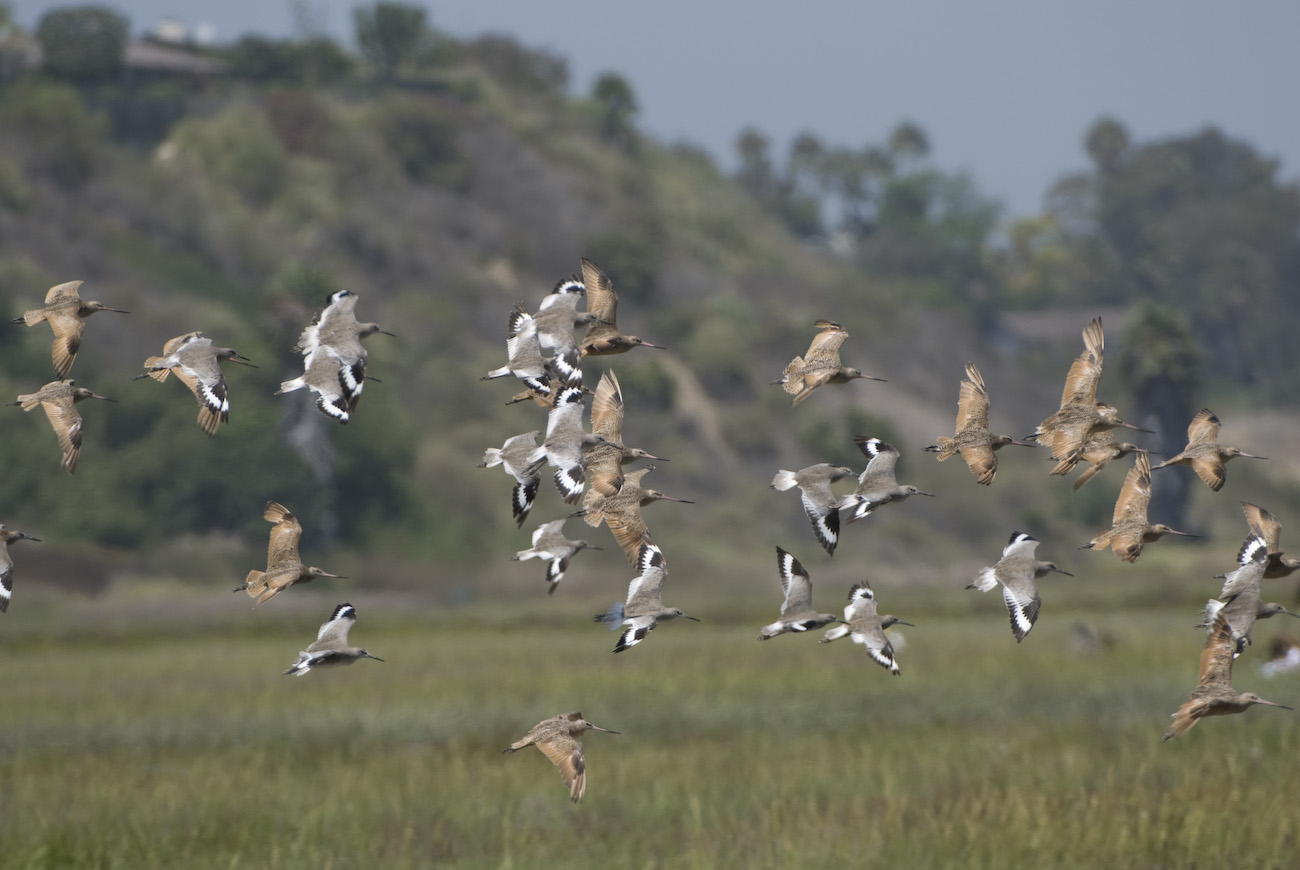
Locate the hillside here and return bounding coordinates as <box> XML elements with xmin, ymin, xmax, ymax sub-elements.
<box><xmin>1</xmin><ymin>28</ymin><xmax>1298</xmax><ymax>610</ymax></box>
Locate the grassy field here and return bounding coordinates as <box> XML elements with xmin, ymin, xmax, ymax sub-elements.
<box><xmin>3</xmin><ymin>575</ymin><xmax>1300</xmax><ymax>869</ymax></box>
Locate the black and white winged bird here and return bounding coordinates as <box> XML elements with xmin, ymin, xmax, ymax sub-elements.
<box><xmin>283</xmin><ymin>603</ymin><xmax>384</xmax><ymax>676</ymax></box>
<box><xmin>594</xmin><ymin>538</ymin><xmax>697</xmax><ymax>652</ymax></box>
<box><xmin>820</xmin><ymin>582</ymin><xmax>912</xmax><ymax>674</ymax></box>
<box><xmin>479</xmin><ymin>430</ymin><xmax>545</xmax><ymax>528</ymax></box>
<box><xmin>838</xmin><ymin>437</ymin><xmax>933</xmax><ymax>524</ymax></box>
<box><xmin>967</xmin><ymin>532</ymin><xmax>1072</xmax><ymax>642</ymax></box>
<box><xmin>770</xmin><ymin>462</ymin><xmax>856</xmax><ymax>556</ymax></box>
<box><xmin>513</xmin><ymin>518</ymin><xmax>601</xmax><ymax>596</ymax></box>
<box><xmin>759</xmin><ymin>547</ymin><xmax>841</xmax><ymax>640</ymax></box>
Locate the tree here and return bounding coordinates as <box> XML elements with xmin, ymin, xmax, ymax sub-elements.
<box><xmin>1116</xmin><ymin>303</ymin><xmax>1202</xmax><ymax>528</ymax></box>
<box><xmin>35</xmin><ymin>5</ymin><xmax>128</xmax><ymax>85</ymax></box>
<box><xmin>353</xmin><ymin>1</ymin><xmax>428</xmax><ymax>82</ymax></box>
<box><xmin>591</xmin><ymin>72</ymin><xmax>639</xmax><ymax>151</ymax></box>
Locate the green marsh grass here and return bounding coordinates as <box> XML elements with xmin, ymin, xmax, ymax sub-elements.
<box><xmin>3</xmin><ymin>580</ymin><xmax>1300</xmax><ymax>868</ymax></box>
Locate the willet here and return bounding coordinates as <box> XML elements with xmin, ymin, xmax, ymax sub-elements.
<box><xmin>925</xmin><ymin>362</ymin><xmax>1033</xmax><ymax>485</ymax></box>
<box><xmin>294</xmin><ymin>289</ymin><xmax>394</xmax><ymax>361</ymax></box>
<box><xmin>1081</xmin><ymin>451</ymin><xmax>1198</xmax><ymax>562</ymax></box>
<box><xmin>276</xmin><ymin>350</ymin><xmax>356</xmax><ymax>423</ymax></box>
<box><xmin>967</xmin><ymin>532</ymin><xmax>1072</xmax><ymax>643</ymax></box>
<box><xmin>13</xmin><ymin>280</ymin><xmax>128</xmax><ymax>380</ymax></box>
<box><xmin>1197</xmin><ymin>532</ymin><xmax>1290</xmax><ymax>656</ymax></box>
<box><xmin>769</xmin><ymin>463</ymin><xmax>856</xmax><ymax>556</ymax></box>
<box><xmin>578</xmin><ymin>258</ymin><xmax>664</xmax><ymax>356</ymax></box>
<box><xmin>10</xmin><ymin>380</ymin><xmax>115</xmax><ymax>474</ymax></box>
<box><xmin>594</xmin><ymin>538</ymin><xmax>698</xmax><ymax>652</ymax></box>
<box><xmin>1239</xmin><ymin>502</ymin><xmax>1300</xmax><ymax>579</ymax></box>
<box><xmin>513</xmin><ymin>518</ymin><xmax>601</xmax><ymax>595</ymax></box>
<box><xmin>1153</xmin><ymin>408</ymin><xmax>1265</xmax><ymax>491</ymax></box>
<box><xmin>582</xmin><ymin>370</ymin><xmax>662</xmax><ymax>508</ymax></box>
<box><xmin>839</xmin><ymin>437</ymin><xmax>933</xmax><ymax>524</ymax></box>
<box><xmin>1031</xmin><ymin>318</ymin><xmax>1149</xmax><ymax>462</ymax></box>
<box><xmin>136</xmin><ymin>332</ymin><xmax>256</xmax><ymax>437</ymax></box>
<box><xmin>503</xmin><ymin>711</ymin><xmax>619</xmax><ymax>803</ymax></box>
<box><xmin>579</xmin><ymin>465</ymin><xmax>693</xmax><ymax>565</ymax></box>
<box><xmin>283</xmin><ymin>603</ymin><xmax>384</xmax><ymax>675</ymax></box>
<box><xmin>773</xmin><ymin>319</ymin><xmax>885</xmax><ymax>406</ymax></box>
<box><xmin>234</xmin><ymin>501</ymin><xmax>345</xmax><ymax>606</ymax></box>
<box><xmin>479</xmin><ymin>430</ymin><xmax>544</xmax><ymax>527</ymax></box>
<box><xmin>527</xmin><ymin>364</ymin><xmax>606</xmax><ymax>504</ymax></box>
<box><xmin>820</xmin><ymin>582</ymin><xmax>911</xmax><ymax>674</ymax></box>
<box><xmin>533</xmin><ymin>277</ymin><xmax>602</xmax><ymax>354</ymax></box>
<box><xmin>483</xmin><ymin>301</ymin><xmax>551</xmax><ymax>399</ymax></box>
<box><xmin>759</xmin><ymin>547</ymin><xmax>841</xmax><ymax>639</ymax></box>
<box><xmin>1050</xmin><ymin>430</ymin><xmax>1150</xmax><ymax>491</ymax></box>
<box><xmin>288</xmin><ymin>290</ymin><xmax>392</xmax><ymax>420</ymax></box>
<box><xmin>1163</xmin><ymin>611</ymin><xmax>1292</xmax><ymax>740</ymax></box>
<box><xmin>0</xmin><ymin>524</ymin><xmax>40</xmax><ymax>613</ymax></box>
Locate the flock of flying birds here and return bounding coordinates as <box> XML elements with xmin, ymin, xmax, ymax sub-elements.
<box><xmin>2</xmin><ymin>266</ymin><xmax>1296</xmax><ymax>802</ymax></box>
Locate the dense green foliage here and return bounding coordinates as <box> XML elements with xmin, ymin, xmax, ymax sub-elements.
<box><xmin>0</xmin><ymin>8</ymin><xmax>1296</xmax><ymax>589</ymax></box>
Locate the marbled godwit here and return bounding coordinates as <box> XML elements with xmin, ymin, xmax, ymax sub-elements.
<box><xmin>10</xmin><ymin>380</ymin><xmax>115</xmax><ymax>474</ymax></box>
<box><xmin>769</xmin><ymin>463</ymin><xmax>856</xmax><ymax>556</ymax></box>
<box><xmin>1163</xmin><ymin>611</ymin><xmax>1291</xmax><ymax>740</ymax></box>
<box><xmin>283</xmin><ymin>603</ymin><xmax>384</xmax><ymax>675</ymax></box>
<box><xmin>1239</xmin><ymin>502</ymin><xmax>1300</xmax><ymax>579</ymax></box>
<box><xmin>773</xmin><ymin>319</ymin><xmax>885</xmax><ymax>407</ymax></box>
<box><xmin>503</xmin><ymin>711</ymin><xmax>618</xmax><ymax>803</ymax></box>
<box><xmin>925</xmin><ymin>362</ymin><xmax>1033</xmax><ymax>485</ymax></box>
<box><xmin>967</xmin><ymin>532</ymin><xmax>1072</xmax><ymax>643</ymax></box>
<box><xmin>839</xmin><ymin>437</ymin><xmax>933</xmax><ymax>524</ymax></box>
<box><xmin>1030</xmin><ymin>317</ymin><xmax>1149</xmax><ymax>462</ymax></box>
<box><xmin>1050</xmin><ymin>430</ymin><xmax>1150</xmax><ymax>491</ymax></box>
<box><xmin>579</xmin><ymin>465</ymin><xmax>693</xmax><ymax>566</ymax></box>
<box><xmin>1153</xmin><ymin>408</ymin><xmax>1265</xmax><ymax>491</ymax></box>
<box><xmin>0</xmin><ymin>525</ymin><xmax>40</xmax><ymax>613</ymax></box>
<box><xmin>234</xmin><ymin>501</ymin><xmax>345</xmax><ymax>606</ymax></box>
<box><xmin>13</xmin><ymin>280</ymin><xmax>128</xmax><ymax>379</ymax></box>
<box><xmin>513</xmin><ymin>518</ymin><xmax>601</xmax><ymax>595</ymax></box>
<box><xmin>1081</xmin><ymin>451</ymin><xmax>1198</xmax><ymax>562</ymax></box>
<box><xmin>820</xmin><ymin>582</ymin><xmax>911</xmax><ymax>674</ymax></box>
<box><xmin>594</xmin><ymin>539</ymin><xmax>698</xmax><ymax>652</ymax></box>
<box><xmin>479</xmin><ymin>430</ymin><xmax>544</xmax><ymax>527</ymax></box>
<box><xmin>582</xmin><ymin>370</ymin><xmax>663</xmax><ymax>509</ymax></box>
<box><xmin>533</xmin><ymin>277</ymin><xmax>602</xmax><ymax>354</ymax></box>
<box><xmin>483</xmin><ymin>302</ymin><xmax>551</xmax><ymax>399</ymax></box>
<box><xmin>136</xmin><ymin>332</ymin><xmax>256</xmax><ymax>437</ymax></box>
<box><xmin>759</xmin><ymin>547</ymin><xmax>841</xmax><ymax>639</ymax></box>
<box><xmin>578</xmin><ymin>258</ymin><xmax>664</xmax><ymax>356</ymax></box>
<box><xmin>527</xmin><ymin>369</ymin><xmax>607</xmax><ymax>505</ymax></box>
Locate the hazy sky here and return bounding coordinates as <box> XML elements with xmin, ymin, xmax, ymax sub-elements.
<box><xmin>12</xmin><ymin>1</ymin><xmax>1300</xmax><ymax>219</ymax></box>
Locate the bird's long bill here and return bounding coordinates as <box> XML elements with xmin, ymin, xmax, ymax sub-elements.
<box><xmin>680</xmin><ymin>615</ymin><xmax>701</xmax><ymax>621</ymax></box>
<box><xmin>916</xmin><ymin>491</ymin><xmax>935</xmax><ymax>497</ymax></box>
<box><xmin>1257</xmin><ymin>699</ymin><xmax>1293</xmax><ymax>710</ymax></box>
<box><xmin>1165</xmin><ymin>530</ymin><xmax>1201</xmax><ymax>538</ymax></box>
<box><xmin>320</xmin><ymin>572</ymin><xmax>348</xmax><ymax>579</ymax></box>
<box><xmin>1278</xmin><ymin>609</ymin><xmax>1300</xmax><ymax>620</ymax></box>
<box><xmin>663</xmin><ymin>496</ymin><xmax>695</xmax><ymax>503</ymax></box>
<box><xmin>102</xmin><ymin>307</ymin><xmax>130</xmax><ymax>314</ymax></box>
<box><xmin>93</xmin><ymin>394</ymin><xmax>118</xmax><ymax>402</ymax></box>
<box><xmin>1240</xmin><ymin>452</ymin><xmax>1269</xmax><ymax>459</ymax></box>
<box><xmin>1007</xmin><ymin>440</ymin><xmax>1035</xmax><ymax>447</ymax></box>
<box><xmin>894</xmin><ymin>620</ymin><xmax>916</xmax><ymax>626</ymax></box>
<box><xmin>856</xmin><ymin>373</ymin><xmax>887</xmax><ymax>382</ymax></box>
<box><xmin>1117</xmin><ymin>422</ymin><xmax>1155</xmax><ymax>433</ymax></box>
<box><xmin>229</xmin><ymin>355</ymin><xmax>258</xmax><ymax>367</ymax></box>
<box><xmin>589</xmin><ymin>725</ymin><xmax>621</xmax><ymax>734</ymax></box>
<box><xmin>364</xmin><ymin>653</ymin><xmax>385</xmax><ymax>662</ymax></box>
<box><xmin>1054</xmin><ymin>569</ymin><xmax>1075</xmax><ymax>576</ymax></box>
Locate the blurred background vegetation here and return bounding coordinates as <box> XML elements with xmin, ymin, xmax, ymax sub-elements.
<box><xmin>1</xmin><ymin>2</ymin><xmax>1298</xmax><ymax>603</ymax></box>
